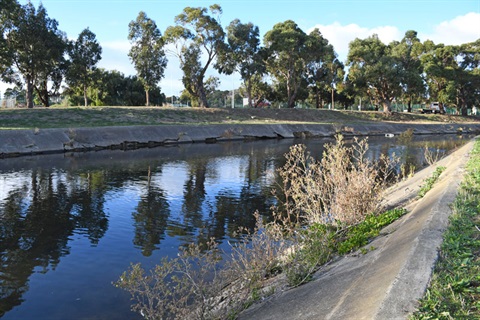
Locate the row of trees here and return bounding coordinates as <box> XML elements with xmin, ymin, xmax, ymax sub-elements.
<box><xmin>0</xmin><ymin>0</ymin><xmax>165</xmax><ymax>107</ymax></box>
<box><xmin>1</xmin><ymin>1</ymin><xmax>479</xmax><ymax>114</ymax></box>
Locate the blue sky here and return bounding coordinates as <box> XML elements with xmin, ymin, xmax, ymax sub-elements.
<box><xmin>1</xmin><ymin>0</ymin><xmax>479</xmax><ymax>97</ymax></box>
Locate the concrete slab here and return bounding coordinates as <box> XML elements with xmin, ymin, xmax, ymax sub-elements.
<box><xmin>239</xmin><ymin>139</ymin><xmax>476</xmax><ymax>320</ymax></box>
<box><xmin>1</xmin><ymin>123</ymin><xmax>479</xmax><ymax>157</ymax></box>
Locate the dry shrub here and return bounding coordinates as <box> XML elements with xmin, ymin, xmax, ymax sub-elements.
<box><xmin>115</xmin><ymin>214</ymin><xmax>291</xmax><ymax>320</ymax></box>
<box><xmin>277</xmin><ymin>135</ymin><xmax>389</xmax><ymax>226</ymax></box>
<box><xmin>423</xmin><ymin>143</ymin><xmax>444</xmax><ymax>166</ymax></box>
<box><xmin>115</xmin><ymin>239</ymin><xmax>225</xmax><ymax>320</ymax></box>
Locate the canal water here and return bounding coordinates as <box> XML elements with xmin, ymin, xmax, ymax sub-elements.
<box><xmin>0</xmin><ymin>134</ymin><xmax>472</xmax><ymax>319</ymax></box>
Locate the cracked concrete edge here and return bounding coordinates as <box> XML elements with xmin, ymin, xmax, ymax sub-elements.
<box><xmin>375</xmin><ymin>138</ymin><xmax>476</xmax><ymax>319</ymax></box>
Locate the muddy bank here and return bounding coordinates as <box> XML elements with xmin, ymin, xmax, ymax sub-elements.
<box><xmin>1</xmin><ymin>122</ymin><xmax>480</xmax><ymax>158</ymax></box>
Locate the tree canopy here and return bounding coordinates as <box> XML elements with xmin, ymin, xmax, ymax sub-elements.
<box><xmin>217</xmin><ymin>19</ymin><xmax>266</xmax><ymax>107</ymax></box>
<box><xmin>164</xmin><ymin>5</ymin><xmax>225</xmax><ymax>107</ymax></box>
<box><xmin>2</xmin><ymin>2</ymin><xmax>66</xmax><ymax>108</ymax></box>
<box><xmin>66</xmin><ymin>28</ymin><xmax>102</xmax><ymax>107</ymax></box>
<box><xmin>128</xmin><ymin>11</ymin><xmax>167</xmax><ymax>107</ymax></box>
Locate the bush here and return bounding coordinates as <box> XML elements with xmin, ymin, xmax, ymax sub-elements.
<box><xmin>277</xmin><ymin>135</ymin><xmax>391</xmax><ymax>226</ymax></box>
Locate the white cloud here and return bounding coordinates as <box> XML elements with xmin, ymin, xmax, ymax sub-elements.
<box><xmin>419</xmin><ymin>12</ymin><xmax>480</xmax><ymax>45</ymax></box>
<box><xmin>101</xmin><ymin>40</ymin><xmax>131</xmax><ymax>53</ymax></box>
<box><xmin>308</xmin><ymin>22</ymin><xmax>402</xmax><ymax>62</ymax></box>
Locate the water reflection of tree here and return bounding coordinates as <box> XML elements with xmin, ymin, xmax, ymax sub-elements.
<box><xmin>71</xmin><ymin>171</ymin><xmax>109</xmax><ymax>245</ymax></box>
<box><xmin>0</xmin><ymin>170</ymin><xmax>74</xmax><ymax>316</ymax></box>
<box><xmin>0</xmin><ymin>169</ymin><xmax>110</xmax><ymax>316</ymax></box>
<box><xmin>132</xmin><ymin>167</ymin><xmax>170</xmax><ymax>257</ymax></box>
<box><xmin>172</xmin><ymin>153</ymin><xmax>276</xmax><ymax>245</ymax></box>
<box><xmin>180</xmin><ymin>159</ymin><xmax>208</xmax><ymax>233</ymax></box>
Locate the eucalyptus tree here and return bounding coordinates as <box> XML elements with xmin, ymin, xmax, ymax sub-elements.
<box><xmin>128</xmin><ymin>11</ymin><xmax>167</xmax><ymax>107</ymax></box>
<box><xmin>2</xmin><ymin>2</ymin><xmax>66</xmax><ymax>108</ymax></box>
<box><xmin>0</xmin><ymin>0</ymin><xmax>19</xmax><ymax>76</ymax></box>
<box><xmin>422</xmin><ymin>40</ymin><xmax>480</xmax><ymax>115</ymax></box>
<box><xmin>164</xmin><ymin>4</ymin><xmax>225</xmax><ymax>108</ymax></box>
<box><xmin>217</xmin><ymin>19</ymin><xmax>265</xmax><ymax>107</ymax></box>
<box><xmin>238</xmin><ymin>73</ymin><xmax>272</xmax><ymax>107</ymax></box>
<box><xmin>347</xmin><ymin>34</ymin><xmax>402</xmax><ymax>112</ymax></box>
<box><xmin>391</xmin><ymin>30</ymin><xmax>425</xmax><ymax>112</ymax></box>
<box><xmin>264</xmin><ymin>21</ymin><xmax>334</xmax><ymax>108</ymax></box>
<box><xmin>263</xmin><ymin>20</ymin><xmax>308</xmax><ymax>108</ymax></box>
<box><xmin>66</xmin><ymin>28</ymin><xmax>102</xmax><ymax>107</ymax></box>
<box><xmin>305</xmin><ymin>28</ymin><xmax>344</xmax><ymax>109</ymax></box>
<box><xmin>456</xmin><ymin>40</ymin><xmax>480</xmax><ymax>114</ymax></box>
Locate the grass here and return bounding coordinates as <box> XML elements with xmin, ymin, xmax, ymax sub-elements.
<box><xmin>411</xmin><ymin>139</ymin><xmax>480</xmax><ymax>319</ymax></box>
<box><xmin>417</xmin><ymin>166</ymin><xmax>447</xmax><ymax>198</ymax></box>
<box><xmin>0</xmin><ymin>105</ymin><xmax>478</xmax><ymax>129</ymax></box>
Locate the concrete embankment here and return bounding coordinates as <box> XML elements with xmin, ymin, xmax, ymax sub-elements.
<box><xmin>239</xmin><ymin>137</ymin><xmax>477</xmax><ymax>320</ymax></box>
<box><xmin>1</xmin><ymin>122</ymin><xmax>480</xmax><ymax>158</ymax></box>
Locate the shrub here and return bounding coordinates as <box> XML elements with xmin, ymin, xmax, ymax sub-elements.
<box><xmin>277</xmin><ymin>135</ymin><xmax>391</xmax><ymax>226</ymax></box>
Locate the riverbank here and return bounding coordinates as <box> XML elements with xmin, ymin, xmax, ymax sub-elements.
<box><xmin>239</xmin><ymin>137</ymin><xmax>478</xmax><ymax>319</ymax></box>
<box><xmin>1</xmin><ymin>121</ymin><xmax>480</xmax><ymax>158</ymax></box>
<box><xmin>1</xmin><ymin>107</ymin><xmax>479</xmax><ymax>129</ymax></box>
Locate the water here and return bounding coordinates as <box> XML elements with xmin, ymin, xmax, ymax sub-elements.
<box><xmin>0</xmin><ymin>135</ymin><xmax>471</xmax><ymax>319</ymax></box>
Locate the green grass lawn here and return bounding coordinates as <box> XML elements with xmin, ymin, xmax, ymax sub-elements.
<box><xmin>1</xmin><ymin>106</ymin><xmax>478</xmax><ymax>130</ymax></box>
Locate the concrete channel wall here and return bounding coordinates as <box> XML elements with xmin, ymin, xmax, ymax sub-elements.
<box><xmin>1</xmin><ymin>122</ymin><xmax>480</xmax><ymax>158</ymax></box>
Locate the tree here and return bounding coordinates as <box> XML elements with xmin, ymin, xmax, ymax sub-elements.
<box><xmin>264</xmin><ymin>21</ymin><xmax>331</xmax><ymax>108</ymax></box>
<box><xmin>391</xmin><ymin>30</ymin><xmax>425</xmax><ymax>112</ymax></box>
<box><xmin>263</xmin><ymin>20</ymin><xmax>308</xmax><ymax>108</ymax></box>
<box><xmin>305</xmin><ymin>29</ymin><xmax>344</xmax><ymax>109</ymax></box>
<box><xmin>347</xmin><ymin>34</ymin><xmax>402</xmax><ymax>112</ymax></box>
<box><xmin>66</xmin><ymin>28</ymin><xmax>102</xmax><ymax>107</ymax></box>
<box><xmin>238</xmin><ymin>74</ymin><xmax>272</xmax><ymax>107</ymax></box>
<box><xmin>217</xmin><ymin>19</ymin><xmax>265</xmax><ymax>107</ymax></box>
<box><xmin>164</xmin><ymin>4</ymin><xmax>225</xmax><ymax>108</ymax></box>
<box><xmin>128</xmin><ymin>11</ymin><xmax>167</xmax><ymax>107</ymax></box>
<box><xmin>2</xmin><ymin>2</ymin><xmax>66</xmax><ymax>108</ymax></box>
<box><xmin>422</xmin><ymin>40</ymin><xmax>480</xmax><ymax>115</ymax></box>
<box><xmin>0</xmin><ymin>0</ymin><xmax>19</xmax><ymax>77</ymax></box>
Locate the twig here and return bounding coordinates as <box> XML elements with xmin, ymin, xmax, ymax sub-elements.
<box><xmin>475</xmin><ymin>225</ymin><xmax>480</xmax><ymax>232</ymax></box>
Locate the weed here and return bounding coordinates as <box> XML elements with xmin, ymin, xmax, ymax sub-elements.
<box><xmin>423</xmin><ymin>143</ymin><xmax>445</xmax><ymax>166</ymax></box>
<box><xmin>277</xmin><ymin>135</ymin><xmax>394</xmax><ymax>226</ymax></box>
<box><xmin>417</xmin><ymin>166</ymin><xmax>446</xmax><ymax>198</ymax></box>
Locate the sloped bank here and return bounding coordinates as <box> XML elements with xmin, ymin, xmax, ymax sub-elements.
<box><xmin>1</xmin><ymin>122</ymin><xmax>480</xmax><ymax>158</ymax></box>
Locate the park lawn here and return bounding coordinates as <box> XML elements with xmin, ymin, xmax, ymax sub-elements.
<box><xmin>0</xmin><ymin>106</ymin><xmax>478</xmax><ymax>129</ymax></box>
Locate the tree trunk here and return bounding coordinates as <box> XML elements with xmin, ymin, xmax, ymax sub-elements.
<box><xmin>407</xmin><ymin>98</ymin><xmax>412</xmax><ymax>113</ymax></box>
<box><xmin>382</xmin><ymin>100</ymin><xmax>392</xmax><ymax>113</ymax></box>
<box><xmin>145</xmin><ymin>89</ymin><xmax>150</xmax><ymax>107</ymax></box>
<box><xmin>26</xmin><ymin>76</ymin><xmax>34</xmax><ymax>109</ymax></box>
<box><xmin>331</xmin><ymin>86</ymin><xmax>335</xmax><ymax>110</ymax></box>
<box><xmin>35</xmin><ymin>80</ymin><xmax>50</xmax><ymax>107</ymax></box>
<box><xmin>84</xmin><ymin>84</ymin><xmax>88</xmax><ymax>107</ymax></box>
<box><xmin>198</xmin><ymin>84</ymin><xmax>209</xmax><ymax>108</ymax></box>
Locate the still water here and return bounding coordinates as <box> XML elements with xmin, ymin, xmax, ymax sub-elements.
<box><xmin>0</xmin><ymin>135</ymin><xmax>472</xmax><ymax>319</ymax></box>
